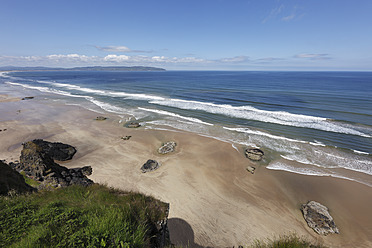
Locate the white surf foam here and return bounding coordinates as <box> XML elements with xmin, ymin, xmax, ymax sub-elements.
<box><xmin>5</xmin><ymin>81</ymin><xmax>89</xmax><ymax>99</ymax></box>
<box><xmin>149</xmin><ymin>98</ymin><xmax>371</xmax><ymax>138</ymax></box>
<box><xmin>89</xmin><ymin>99</ymin><xmax>127</xmax><ymax>114</ymax></box>
<box><xmin>280</xmin><ymin>154</ymin><xmax>338</xmax><ymax>169</ymax></box>
<box><xmin>50</xmin><ymin>82</ymin><xmax>108</xmax><ymax>95</ymax></box>
<box><xmin>138</xmin><ymin>107</ymin><xmax>213</xmax><ymax>126</ymax></box>
<box><xmin>0</xmin><ymin>72</ymin><xmax>11</xmax><ymax>78</ymax></box>
<box><xmin>320</xmin><ymin>151</ymin><xmax>372</xmax><ymax>175</ymax></box>
<box><xmin>353</xmin><ymin>150</ymin><xmax>370</xmax><ymax>155</ymax></box>
<box><xmin>39</xmin><ymin>80</ymin><xmax>165</xmax><ymax>101</ymax></box>
<box><xmin>266</xmin><ymin>161</ymin><xmax>372</xmax><ymax>187</ymax></box>
<box><xmin>231</xmin><ymin>144</ymin><xmax>239</xmax><ymax>152</ymax></box>
<box><xmin>223</xmin><ymin>126</ymin><xmax>308</xmax><ymax>144</ymax></box>
<box><xmin>309</xmin><ymin>141</ymin><xmax>326</xmax><ymax>147</ymax></box>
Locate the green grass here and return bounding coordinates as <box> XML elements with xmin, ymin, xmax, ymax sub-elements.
<box><xmin>0</xmin><ymin>184</ymin><xmax>168</xmax><ymax>248</ymax></box>
<box><xmin>19</xmin><ymin>171</ymin><xmax>40</xmax><ymax>188</ymax></box>
<box><xmin>250</xmin><ymin>234</ymin><xmax>327</xmax><ymax>248</ymax></box>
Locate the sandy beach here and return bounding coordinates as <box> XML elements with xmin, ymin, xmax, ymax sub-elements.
<box><xmin>1</xmin><ymin>94</ymin><xmax>372</xmax><ymax>248</ymax></box>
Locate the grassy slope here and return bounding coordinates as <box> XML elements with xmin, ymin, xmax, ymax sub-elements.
<box><xmin>0</xmin><ymin>184</ymin><xmax>168</xmax><ymax>248</ymax></box>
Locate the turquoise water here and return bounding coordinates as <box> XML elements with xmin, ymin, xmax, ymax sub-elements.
<box><xmin>1</xmin><ymin>70</ymin><xmax>371</xmax><ymax>186</ymax></box>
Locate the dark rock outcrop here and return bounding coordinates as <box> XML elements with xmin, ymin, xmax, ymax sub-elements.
<box><xmin>301</xmin><ymin>200</ymin><xmax>339</xmax><ymax>235</ymax></box>
<box><xmin>32</xmin><ymin>139</ymin><xmax>76</xmax><ymax>161</ymax></box>
<box><xmin>158</xmin><ymin>142</ymin><xmax>176</xmax><ymax>154</ymax></box>
<box><xmin>124</xmin><ymin>121</ymin><xmax>141</xmax><ymax>128</ymax></box>
<box><xmin>10</xmin><ymin>140</ymin><xmax>93</xmax><ymax>189</ymax></box>
<box><xmin>141</xmin><ymin>159</ymin><xmax>160</xmax><ymax>173</ymax></box>
<box><xmin>95</xmin><ymin>116</ymin><xmax>107</xmax><ymax>121</ymax></box>
<box><xmin>0</xmin><ymin>160</ymin><xmax>35</xmax><ymax>195</ymax></box>
<box><xmin>245</xmin><ymin>148</ymin><xmax>264</xmax><ymax>161</ymax></box>
<box><xmin>21</xmin><ymin>96</ymin><xmax>34</xmax><ymax>100</ymax></box>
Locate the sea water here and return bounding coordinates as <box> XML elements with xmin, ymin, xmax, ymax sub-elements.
<box><xmin>1</xmin><ymin>70</ymin><xmax>371</xmax><ymax>186</ymax></box>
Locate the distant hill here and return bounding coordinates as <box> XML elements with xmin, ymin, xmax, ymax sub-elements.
<box><xmin>0</xmin><ymin>66</ymin><xmax>166</xmax><ymax>72</ymax></box>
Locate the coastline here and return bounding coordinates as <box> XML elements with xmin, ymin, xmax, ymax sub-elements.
<box><xmin>1</xmin><ymin>93</ymin><xmax>372</xmax><ymax>247</ymax></box>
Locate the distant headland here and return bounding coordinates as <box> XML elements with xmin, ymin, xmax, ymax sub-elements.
<box><xmin>0</xmin><ymin>66</ymin><xmax>166</xmax><ymax>72</ymax></box>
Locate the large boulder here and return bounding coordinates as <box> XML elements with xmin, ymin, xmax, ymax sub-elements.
<box><xmin>31</xmin><ymin>139</ymin><xmax>76</xmax><ymax>161</ymax></box>
<box><xmin>141</xmin><ymin>159</ymin><xmax>160</xmax><ymax>173</ymax></box>
<box><xmin>245</xmin><ymin>148</ymin><xmax>264</xmax><ymax>161</ymax></box>
<box><xmin>301</xmin><ymin>200</ymin><xmax>339</xmax><ymax>235</ymax></box>
<box><xmin>95</xmin><ymin>116</ymin><xmax>107</xmax><ymax>121</ymax></box>
<box><xmin>124</xmin><ymin>121</ymin><xmax>141</xmax><ymax>128</ymax></box>
<box><xmin>0</xmin><ymin>160</ymin><xmax>35</xmax><ymax>195</ymax></box>
<box><xmin>158</xmin><ymin>142</ymin><xmax>177</xmax><ymax>154</ymax></box>
<box><xmin>10</xmin><ymin>140</ymin><xmax>93</xmax><ymax>189</ymax></box>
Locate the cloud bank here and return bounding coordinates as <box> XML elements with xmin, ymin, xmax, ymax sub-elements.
<box><xmin>0</xmin><ymin>54</ymin><xmax>246</xmax><ymax>67</ymax></box>
<box><xmin>0</xmin><ymin>52</ymin><xmax>340</xmax><ymax>70</ymax></box>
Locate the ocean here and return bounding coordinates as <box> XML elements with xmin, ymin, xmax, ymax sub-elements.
<box><xmin>1</xmin><ymin>70</ymin><xmax>371</xmax><ymax>186</ymax></box>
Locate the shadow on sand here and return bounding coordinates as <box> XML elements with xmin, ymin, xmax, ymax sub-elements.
<box><xmin>168</xmin><ymin>217</ymin><xmax>212</xmax><ymax>248</ymax></box>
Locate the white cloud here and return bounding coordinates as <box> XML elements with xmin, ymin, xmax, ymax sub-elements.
<box><xmin>294</xmin><ymin>53</ymin><xmax>331</xmax><ymax>60</ymax></box>
<box><xmin>263</xmin><ymin>4</ymin><xmax>303</xmax><ymax>23</ymax></box>
<box><xmin>104</xmin><ymin>54</ymin><xmax>130</xmax><ymax>62</ymax></box>
<box><xmin>96</xmin><ymin>46</ymin><xmax>132</xmax><ymax>52</ymax></box>
<box><xmin>95</xmin><ymin>45</ymin><xmax>151</xmax><ymax>53</ymax></box>
<box><xmin>46</xmin><ymin>54</ymin><xmax>95</xmax><ymax>62</ymax></box>
<box><xmin>218</xmin><ymin>56</ymin><xmax>249</xmax><ymax>63</ymax></box>
<box><xmin>282</xmin><ymin>14</ymin><xmax>295</xmax><ymax>21</ymax></box>
<box><xmin>263</xmin><ymin>4</ymin><xmax>284</xmax><ymax>23</ymax></box>
<box><xmin>254</xmin><ymin>57</ymin><xmax>285</xmax><ymax>64</ymax></box>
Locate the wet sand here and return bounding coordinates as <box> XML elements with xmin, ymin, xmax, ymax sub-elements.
<box><xmin>1</xmin><ymin>94</ymin><xmax>372</xmax><ymax>247</ymax></box>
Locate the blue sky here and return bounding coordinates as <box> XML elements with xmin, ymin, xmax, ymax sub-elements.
<box><xmin>1</xmin><ymin>0</ymin><xmax>371</xmax><ymax>70</ymax></box>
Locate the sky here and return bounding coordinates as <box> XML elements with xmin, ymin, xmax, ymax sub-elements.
<box><xmin>1</xmin><ymin>0</ymin><xmax>371</xmax><ymax>71</ymax></box>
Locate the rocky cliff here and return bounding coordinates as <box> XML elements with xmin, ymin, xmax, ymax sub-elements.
<box><xmin>10</xmin><ymin>140</ymin><xmax>93</xmax><ymax>189</ymax></box>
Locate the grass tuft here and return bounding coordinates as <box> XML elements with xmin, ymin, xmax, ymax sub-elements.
<box><xmin>250</xmin><ymin>233</ymin><xmax>327</xmax><ymax>248</ymax></box>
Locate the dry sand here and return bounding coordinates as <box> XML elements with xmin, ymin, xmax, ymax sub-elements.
<box><xmin>1</xmin><ymin>95</ymin><xmax>372</xmax><ymax>248</ymax></box>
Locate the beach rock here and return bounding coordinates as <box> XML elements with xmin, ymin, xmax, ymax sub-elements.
<box><xmin>10</xmin><ymin>140</ymin><xmax>93</xmax><ymax>189</ymax></box>
<box><xmin>32</xmin><ymin>139</ymin><xmax>77</xmax><ymax>161</ymax></box>
<box><xmin>125</xmin><ymin>121</ymin><xmax>141</xmax><ymax>128</ymax></box>
<box><xmin>246</xmin><ymin>166</ymin><xmax>256</xmax><ymax>174</ymax></box>
<box><xmin>245</xmin><ymin>148</ymin><xmax>264</xmax><ymax>161</ymax></box>
<box><xmin>21</xmin><ymin>96</ymin><xmax>34</xmax><ymax>100</ymax></box>
<box><xmin>121</xmin><ymin>135</ymin><xmax>132</xmax><ymax>140</ymax></box>
<box><xmin>141</xmin><ymin>159</ymin><xmax>160</xmax><ymax>173</ymax></box>
<box><xmin>95</xmin><ymin>116</ymin><xmax>107</xmax><ymax>121</ymax></box>
<box><xmin>0</xmin><ymin>160</ymin><xmax>36</xmax><ymax>195</ymax></box>
<box><xmin>70</xmin><ymin>166</ymin><xmax>93</xmax><ymax>177</ymax></box>
<box><xmin>158</xmin><ymin>141</ymin><xmax>177</xmax><ymax>154</ymax></box>
<box><xmin>301</xmin><ymin>200</ymin><xmax>339</xmax><ymax>235</ymax></box>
